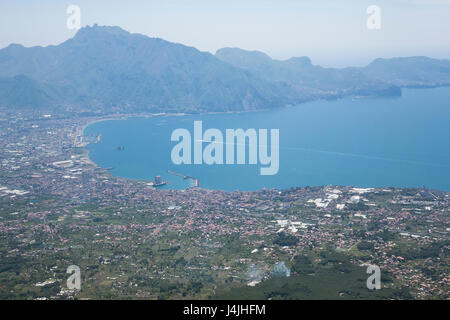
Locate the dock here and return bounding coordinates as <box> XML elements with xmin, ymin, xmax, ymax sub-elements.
<box><xmin>167</xmin><ymin>170</ymin><xmax>199</xmax><ymax>187</ymax></box>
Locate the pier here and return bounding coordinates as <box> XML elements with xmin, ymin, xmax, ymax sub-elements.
<box><xmin>167</xmin><ymin>170</ymin><xmax>199</xmax><ymax>187</ymax></box>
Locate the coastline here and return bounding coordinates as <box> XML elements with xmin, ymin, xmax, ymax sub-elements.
<box><xmin>78</xmin><ymin>109</ymin><xmax>268</xmax><ymax>189</ymax></box>
<box><xmin>77</xmin><ymin>85</ymin><xmax>436</xmax><ymax>140</ymax></box>
<box><xmin>80</xmin><ymin>109</ymin><xmax>267</xmax><ymax>135</ymax></box>
<box><xmin>79</xmin><ymin>108</ymin><xmax>268</xmax><ymax>153</ymax></box>
<box><xmin>77</xmin><ymin>87</ymin><xmax>450</xmax><ymax>192</ymax></box>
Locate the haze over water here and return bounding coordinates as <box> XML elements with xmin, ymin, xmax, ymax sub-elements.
<box><xmin>84</xmin><ymin>87</ymin><xmax>450</xmax><ymax>191</ymax></box>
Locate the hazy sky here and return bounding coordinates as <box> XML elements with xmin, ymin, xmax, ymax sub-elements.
<box><xmin>1</xmin><ymin>0</ymin><xmax>449</xmax><ymax>67</ymax></box>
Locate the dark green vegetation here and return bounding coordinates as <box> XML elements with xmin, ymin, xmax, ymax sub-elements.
<box><xmin>389</xmin><ymin>240</ymin><xmax>450</xmax><ymax>261</ymax></box>
<box><xmin>1</xmin><ymin>25</ymin><xmax>450</xmax><ymax>114</ymax></box>
<box><xmin>273</xmin><ymin>232</ymin><xmax>299</xmax><ymax>247</ymax></box>
<box><xmin>214</xmin><ymin>250</ymin><xmax>412</xmax><ymax>300</ymax></box>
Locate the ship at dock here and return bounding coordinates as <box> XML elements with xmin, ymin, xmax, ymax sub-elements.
<box><xmin>153</xmin><ymin>175</ymin><xmax>167</xmax><ymax>187</ymax></box>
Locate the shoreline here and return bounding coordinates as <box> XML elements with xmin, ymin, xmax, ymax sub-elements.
<box><xmin>78</xmin><ymin>109</ymin><xmax>268</xmax><ymax>191</ymax></box>
<box><xmin>76</xmin><ymin>88</ymin><xmax>450</xmax><ymax>193</ymax></box>
<box><xmin>78</xmin><ymin>85</ymin><xmax>435</xmax><ymax>136</ymax></box>
<box><xmin>80</xmin><ymin>108</ymin><xmax>267</xmax><ymax>134</ymax></box>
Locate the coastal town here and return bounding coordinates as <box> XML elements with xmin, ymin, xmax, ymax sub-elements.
<box><xmin>0</xmin><ymin>108</ymin><xmax>448</xmax><ymax>299</ymax></box>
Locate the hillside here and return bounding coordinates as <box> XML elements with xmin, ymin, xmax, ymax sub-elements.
<box><xmin>1</xmin><ymin>25</ymin><xmax>449</xmax><ymax>114</ymax></box>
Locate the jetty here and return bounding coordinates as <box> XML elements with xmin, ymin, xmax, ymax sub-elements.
<box><xmin>167</xmin><ymin>170</ymin><xmax>199</xmax><ymax>187</ymax></box>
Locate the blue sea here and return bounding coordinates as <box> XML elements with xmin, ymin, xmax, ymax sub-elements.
<box><xmin>84</xmin><ymin>87</ymin><xmax>450</xmax><ymax>191</ymax></box>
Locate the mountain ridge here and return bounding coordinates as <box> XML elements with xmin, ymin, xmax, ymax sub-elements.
<box><xmin>0</xmin><ymin>25</ymin><xmax>449</xmax><ymax>114</ymax></box>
